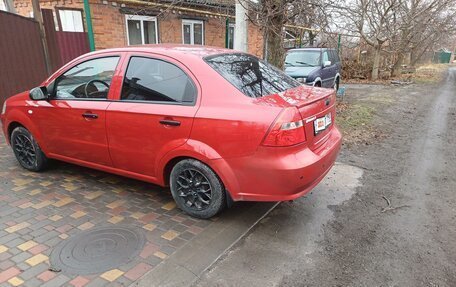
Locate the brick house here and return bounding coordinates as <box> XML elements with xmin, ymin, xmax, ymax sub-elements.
<box><xmin>11</xmin><ymin>0</ymin><xmax>264</xmax><ymax>57</ymax></box>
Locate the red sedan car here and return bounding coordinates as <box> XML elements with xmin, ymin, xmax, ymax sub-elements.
<box><xmin>1</xmin><ymin>45</ymin><xmax>341</xmax><ymax>218</ymax></box>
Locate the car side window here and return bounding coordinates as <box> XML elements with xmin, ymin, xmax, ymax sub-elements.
<box><xmin>54</xmin><ymin>56</ymin><xmax>119</xmax><ymax>100</ymax></box>
<box><xmin>328</xmin><ymin>50</ymin><xmax>335</xmax><ymax>63</ymax></box>
<box><xmin>333</xmin><ymin>51</ymin><xmax>340</xmax><ymax>63</ymax></box>
<box><xmin>121</xmin><ymin>57</ymin><xmax>196</xmax><ymax>104</ymax></box>
<box><xmin>322</xmin><ymin>51</ymin><xmax>329</xmax><ymax>64</ymax></box>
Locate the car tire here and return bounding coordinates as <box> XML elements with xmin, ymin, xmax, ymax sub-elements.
<box><xmin>170</xmin><ymin>159</ymin><xmax>226</xmax><ymax>219</ymax></box>
<box><xmin>11</xmin><ymin>127</ymin><xmax>48</xmax><ymax>172</ymax></box>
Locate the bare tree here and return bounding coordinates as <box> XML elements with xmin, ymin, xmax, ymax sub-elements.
<box><xmin>125</xmin><ymin>0</ymin><xmax>456</xmax><ymax>77</ymax></box>
<box><xmin>247</xmin><ymin>0</ymin><xmax>334</xmax><ymax>69</ymax></box>
<box><xmin>334</xmin><ymin>0</ymin><xmax>456</xmax><ymax>79</ymax></box>
<box><xmin>287</xmin><ymin>1</ymin><xmax>332</xmax><ymax>46</ymax></box>
<box><xmin>260</xmin><ymin>0</ymin><xmax>288</xmax><ymax>68</ymax></box>
<box><xmin>389</xmin><ymin>0</ymin><xmax>456</xmax><ymax>76</ymax></box>
<box><xmin>334</xmin><ymin>0</ymin><xmax>400</xmax><ymax>80</ymax></box>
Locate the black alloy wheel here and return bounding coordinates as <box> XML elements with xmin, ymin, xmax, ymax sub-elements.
<box><xmin>176</xmin><ymin>168</ymin><xmax>212</xmax><ymax>210</ymax></box>
<box><xmin>13</xmin><ymin>133</ymin><xmax>36</xmax><ymax>169</ymax></box>
<box><xmin>11</xmin><ymin>127</ymin><xmax>48</xmax><ymax>171</ymax></box>
<box><xmin>170</xmin><ymin>159</ymin><xmax>225</xmax><ymax>219</ymax></box>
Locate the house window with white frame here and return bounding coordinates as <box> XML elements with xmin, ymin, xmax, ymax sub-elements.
<box><xmin>182</xmin><ymin>20</ymin><xmax>204</xmax><ymax>45</ymax></box>
<box><xmin>125</xmin><ymin>15</ymin><xmax>158</xmax><ymax>45</ymax></box>
<box><xmin>58</xmin><ymin>9</ymin><xmax>84</xmax><ymax>32</ymax></box>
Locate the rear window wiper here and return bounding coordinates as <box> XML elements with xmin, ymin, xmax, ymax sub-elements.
<box><xmin>285</xmin><ymin>62</ymin><xmax>295</xmax><ymax>67</ymax></box>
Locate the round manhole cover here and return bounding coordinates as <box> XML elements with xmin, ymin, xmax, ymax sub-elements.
<box><xmin>50</xmin><ymin>225</ymin><xmax>146</xmax><ymax>275</ymax></box>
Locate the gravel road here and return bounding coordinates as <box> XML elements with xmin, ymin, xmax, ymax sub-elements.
<box><xmin>194</xmin><ymin>68</ymin><xmax>456</xmax><ymax>287</ymax></box>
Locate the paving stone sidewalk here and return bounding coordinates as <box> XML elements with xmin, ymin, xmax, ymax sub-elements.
<box><xmin>0</xmin><ymin>134</ymin><xmax>216</xmax><ymax>287</ymax></box>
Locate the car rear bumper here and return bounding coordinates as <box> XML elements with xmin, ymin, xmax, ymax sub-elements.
<box><xmin>216</xmin><ymin>126</ymin><xmax>342</xmax><ymax>202</ymax></box>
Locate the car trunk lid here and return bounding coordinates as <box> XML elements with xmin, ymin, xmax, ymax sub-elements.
<box><xmin>256</xmin><ymin>85</ymin><xmax>336</xmax><ymax>150</ymax></box>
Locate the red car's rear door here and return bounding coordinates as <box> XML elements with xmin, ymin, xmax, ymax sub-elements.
<box><xmin>36</xmin><ymin>55</ymin><xmax>122</xmax><ymax>166</ymax></box>
<box><xmin>106</xmin><ymin>53</ymin><xmax>200</xmax><ymax>179</ymax></box>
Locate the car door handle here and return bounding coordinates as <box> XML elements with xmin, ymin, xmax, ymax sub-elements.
<box><xmin>82</xmin><ymin>113</ymin><xmax>98</xmax><ymax>119</ymax></box>
<box><xmin>159</xmin><ymin>119</ymin><xmax>181</xmax><ymax>126</ymax></box>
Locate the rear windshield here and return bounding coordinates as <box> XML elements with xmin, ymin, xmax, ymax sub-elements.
<box><xmin>204</xmin><ymin>53</ymin><xmax>300</xmax><ymax>98</ymax></box>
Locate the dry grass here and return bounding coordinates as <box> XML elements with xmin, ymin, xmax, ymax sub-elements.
<box><xmin>336</xmin><ymin>102</ymin><xmax>381</xmax><ymax>146</ymax></box>
<box><xmin>344</xmin><ymin>63</ymin><xmax>450</xmax><ymax>84</ymax></box>
<box><xmin>412</xmin><ymin>64</ymin><xmax>449</xmax><ymax>83</ymax></box>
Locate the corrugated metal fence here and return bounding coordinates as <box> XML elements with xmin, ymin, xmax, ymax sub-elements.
<box><xmin>0</xmin><ymin>9</ymin><xmax>90</xmax><ymax>106</ymax></box>
<box><xmin>0</xmin><ymin>11</ymin><xmax>48</xmax><ymax>106</ymax></box>
<box><xmin>56</xmin><ymin>32</ymin><xmax>90</xmax><ymax>65</ymax></box>
<box><xmin>42</xmin><ymin>9</ymin><xmax>90</xmax><ymax>71</ymax></box>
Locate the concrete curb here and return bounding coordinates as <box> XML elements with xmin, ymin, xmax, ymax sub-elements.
<box><xmin>131</xmin><ymin>202</ymin><xmax>279</xmax><ymax>287</ymax></box>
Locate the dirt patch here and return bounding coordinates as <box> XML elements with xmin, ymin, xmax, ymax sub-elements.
<box><xmin>291</xmin><ymin>69</ymin><xmax>456</xmax><ymax>287</ymax></box>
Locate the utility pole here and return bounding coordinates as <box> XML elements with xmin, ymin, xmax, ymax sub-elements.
<box><xmin>234</xmin><ymin>0</ymin><xmax>248</xmax><ymax>52</ymax></box>
<box><xmin>31</xmin><ymin>0</ymin><xmax>52</xmax><ymax>75</ymax></box>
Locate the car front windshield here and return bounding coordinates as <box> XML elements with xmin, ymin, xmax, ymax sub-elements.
<box><xmin>285</xmin><ymin>51</ymin><xmax>321</xmax><ymax>67</ymax></box>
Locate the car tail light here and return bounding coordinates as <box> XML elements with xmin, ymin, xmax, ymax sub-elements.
<box><xmin>262</xmin><ymin>107</ymin><xmax>306</xmax><ymax>147</ymax></box>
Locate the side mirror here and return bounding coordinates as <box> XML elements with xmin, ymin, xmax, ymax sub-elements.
<box><xmin>323</xmin><ymin>60</ymin><xmax>332</xmax><ymax>68</ymax></box>
<box><xmin>29</xmin><ymin>87</ymin><xmax>49</xmax><ymax>101</ymax></box>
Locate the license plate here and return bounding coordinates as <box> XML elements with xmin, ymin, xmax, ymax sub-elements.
<box><xmin>314</xmin><ymin>113</ymin><xmax>332</xmax><ymax>134</ymax></box>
